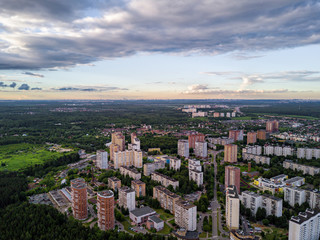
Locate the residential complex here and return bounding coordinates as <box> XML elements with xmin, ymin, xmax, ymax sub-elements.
<box><xmin>114</xmin><ymin>149</ymin><xmax>142</xmax><ymax>169</ymax></box>
<box><xmin>118</xmin><ymin>186</ymin><xmax>136</xmax><ymax>211</ymax></box>
<box><xmin>284</xmin><ymin>186</ymin><xmax>320</xmax><ymax>209</ymax></box>
<box><xmin>194</xmin><ymin>141</ymin><xmax>207</xmax><ymax>158</ymax></box>
<box><xmin>120</xmin><ymin>166</ymin><xmax>141</xmax><ymax>180</ymax></box>
<box><xmin>143</xmin><ymin>161</ymin><xmax>165</xmax><ymax>176</ymax></box>
<box><xmin>242</xmin><ymin>153</ymin><xmax>270</xmax><ymax>165</ymax></box>
<box><xmin>289</xmin><ymin>209</ymin><xmax>320</xmax><ymax>240</ymax></box>
<box><xmin>151</xmin><ymin>172</ymin><xmax>179</xmax><ymax>190</ymax></box>
<box><xmin>188</xmin><ymin>133</ymin><xmax>205</xmax><ymax>149</ymax></box>
<box><xmin>174</xmin><ymin>200</ymin><xmax>197</xmax><ymax>231</ymax></box>
<box><xmin>297</xmin><ymin>148</ymin><xmax>320</xmax><ymax>159</ymax></box>
<box><xmin>247</xmin><ymin>132</ymin><xmax>257</xmax><ymax>144</ymax></box>
<box><xmin>266</xmin><ymin>120</ymin><xmax>279</xmax><ymax>133</ymax></box>
<box><xmin>229</xmin><ymin>130</ymin><xmax>244</xmax><ymax>142</ymax></box>
<box><xmin>97</xmin><ymin>190</ymin><xmax>115</xmax><ymax>231</ymax></box>
<box><xmin>208</xmin><ymin>137</ymin><xmax>234</xmax><ymax>146</ymax></box>
<box><xmin>153</xmin><ymin>185</ymin><xmax>180</xmax><ymax>214</ymax></box>
<box><xmin>226</xmin><ymin>185</ymin><xmax>240</xmax><ymax>230</ymax></box>
<box><xmin>108</xmin><ymin>177</ymin><xmax>121</xmax><ymax>191</ymax></box>
<box><xmin>224</xmin><ymin>144</ymin><xmax>238</xmax><ymax>163</ymax></box>
<box><xmin>283</xmin><ymin>160</ymin><xmax>320</xmax><ymax>176</ymax></box>
<box><xmin>177</xmin><ymin>139</ymin><xmax>189</xmax><ymax>158</ymax></box>
<box><xmin>225</xmin><ymin>166</ymin><xmax>241</xmax><ymax>193</ymax></box>
<box><xmin>257</xmin><ymin>129</ymin><xmax>267</xmax><ymax>140</ymax></box>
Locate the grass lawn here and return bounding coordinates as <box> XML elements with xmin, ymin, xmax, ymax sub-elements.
<box><xmin>157</xmin><ymin>223</ymin><xmax>172</xmax><ymax>235</ymax></box>
<box><xmin>168</xmin><ymin>219</ymin><xmax>175</xmax><ymax>225</ymax></box>
<box><xmin>262</xmin><ymin>227</ymin><xmax>288</xmax><ymax>240</ymax></box>
<box><xmin>235</xmin><ymin>164</ymin><xmax>258</xmax><ymax>173</ymax></box>
<box><xmin>232</xmin><ymin>116</ymin><xmax>253</xmax><ymax>120</ymax></box>
<box><xmin>199</xmin><ymin>232</ymin><xmax>207</xmax><ymax>238</ymax></box>
<box><xmin>121</xmin><ymin>219</ymin><xmax>136</xmax><ymax>235</ymax></box>
<box><xmin>0</xmin><ymin>143</ymin><xmax>65</xmax><ymax>171</ymax></box>
<box><xmin>155</xmin><ymin>209</ymin><xmax>174</xmax><ymax>220</ymax></box>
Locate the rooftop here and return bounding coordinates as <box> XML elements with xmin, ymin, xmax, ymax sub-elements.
<box><xmin>130</xmin><ymin>206</ymin><xmax>156</xmax><ymax>217</ymax></box>
<box><xmin>98</xmin><ymin>190</ymin><xmax>114</xmax><ymax>198</ymax></box>
<box><xmin>119</xmin><ymin>186</ymin><xmax>135</xmax><ymax>193</ymax></box>
<box><xmin>290</xmin><ymin>209</ymin><xmax>320</xmax><ymax>225</ymax></box>
<box><xmin>148</xmin><ymin>215</ymin><xmax>163</xmax><ymax>224</ymax></box>
<box><xmin>109</xmin><ymin>176</ymin><xmax>121</xmax><ymax>182</ymax></box>
<box><xmin>176</xmin><ymin>200</ymin><xmax>196</xmax><ymax>210</ymax></box>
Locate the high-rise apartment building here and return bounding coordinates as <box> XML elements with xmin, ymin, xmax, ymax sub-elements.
<box><xmin>189</xmin><ymin>169</ymin><xmax>203</xmax><ymax>187</ymax></box>
<box><xmin>266</xmin><ymin>120</ymin><xmax>279</xmax><ymax>133</ymax></box>
<box><xmin>151</xmin><ymin>172</ymin><xmax>179</xmax><ymax>190</ymax></box>
<box><xmin>169</xmin><ymin>158</ymin><xmax>181</xmax><ymax>171</ymax></box>
<box><xmin>174</xmin><ymin>200</ymin><xmax>197</xmax><ymax>231</ymax></box>
<box><xmin>229</xmin><ymin>130</ymin><xmax>244</xmax><ymax>142</ymax></box>
<box><xmin>144</xmin><ymin>161</ymin><xmax>165</xmax><ymax>176</ymax></box>
<box><xmin>289</xmin><ymin>209</ymin><xmax>320</xmax><ymax>240</ymax></box>
<box><xmin>96</xmin><ymin>150</ymin><xmax>108</xmax><ymax>169</ymax></box>
<box><xmin>153</xmin><ymin>185</ymin><xmax>180</xmax><ymax>214</ymax></box>
<box><xmin>225</xmin><ymin>166</ymin><xmax>241</xmax><ymax>193</ymax></box>
<box><xmin>224</xmin><ymin>144</ymin><xmax>238</xmax><ymax>163</ymax></box>
<box><xmin>188</xmin><ymin>133</ymin><xmax>205</xmax><ymax>149</ymax></box>
<box><xmin>110</xmin><ymin>132</ymin><xmax>125</xmax><ymax>160</ymax></box>
<box><xmin>97</xmin><ymin>190</ymin><xmax>115</xmax><ymax>230</ymax></box>
<box><xmin>194</xmin><ymin>141</ymin><xmax>207</xmax><ymax>158</ymax></box>
<box><xmin>247</xmin><ymin>132</ymin><xmax>257</xmax><ymax>144</ymax></box>
<box><xmin>226</xmin><ymin>185</ymin><xmax>240</xmax><ymax>230</ymax></box>
<box><xmin>131</xmin><ymin>180</ymin><xmax>146</xmax><ymax>197</ymax></box>
<box><xmin>108</xmin><ymin>177</ymin><xmax>121</xmax><ymax>191</ymax></box>
<box><xmin>114</xmin><ymin>149</ymin><xmax>142</xmax><ymax>169</ymax></box>
<box><xmin>257</xmin><ymin>129</ymin><xmax>267</xmax><ymax>140</ymax></box>
<box><xmin>119</xmin><ymin>186</ymin><xmax>136</xmax><ymax>211</ymax></box>
<box><xmin>177</xmin><ymin>139</ymin><xmax>189</xmax><ymax>158</ymax></box>
<box><xmin>71</xmin><ymin>178</ymin><xmax>88</xmax><ymax>220</ymax></box>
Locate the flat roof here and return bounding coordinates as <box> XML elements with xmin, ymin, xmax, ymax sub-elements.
<box><xmin>130</xmin><ymin>206</ymin><xmax>156</xmax><ymax>217</ymax></box>
<box><xmin>290</xmin><ymin>209</ymin><xmax>320</xmax><ymax>225</ymax></box>
<box><xmin>148</xmin><ymin>215</ymin><xmax>163</xmax><ymax>224</ymax></box>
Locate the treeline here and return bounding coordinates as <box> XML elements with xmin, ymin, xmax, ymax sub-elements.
<box><xmin>21</xmin><ymin>152</ymin><xmax>80</xmax><ymax>177</ymax></box>
<box><xmin>140</xmin><ymin>135</ymin><xmax>178</xmax><ymax>154</ymax></box>
<box><xmin>0</xmin><ymin>172</ymin><xmax>28</xmax><ymax>208</ymax></box>
<box><xmin>0</xmin><ymin>202</ymin><xmax>176</xmax><ymax>240</ymax></box>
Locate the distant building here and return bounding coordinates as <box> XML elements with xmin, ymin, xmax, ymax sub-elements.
<box><xmin>151</xmin><ymin>172</ymin><xmax>179</xmax><ymax>190</ymax></box>
<box><xmin>175</xmin><ymin>200</ymin><xmax>197</xmax><ymax>231</ymax></box>
<box><xmin>225</xmin><ymin>166</ymin><xmax>241</xmax><ymax>193</ymax></box>
<box><xmin>97</xmin><ymin>190</ymin><xmax>114</xmax><ymax>230</ymax></box>
<box><xmin>257</xmin><ymin>129</ymin><xmax>267</xmax><ymax>140</ymax></box>
<box><xmin>119</xmin><ymin>186</ymin><xmax>135</xmax><ymax>211</ymax></box>
<box><xmin>108</xmin><ymin>177</ymin><xmax>121</xmax><ymax>191</ymax></box>
<box><xmin>131</xmin><ymin>180</ymin><xmax>146</xmax><ymax>197</ymax></box>
<box><xmin>224</xmin><ymin>144</ymin><xmax>238</xmax><ymax>163</ymax></box>
<box><xmin>96</xmin><ymin>150</ymin><xmax>108</xmax><ymax>169</ymax></box>
<box><xmin>188</xmin><ymin>159</ymin><xmax>202</xmax><ymax>171</ymax></box>
<box><xmin>194</xmin><ymin>141</ymin><xmax>207</xmax><ymax>158</ymax></box>
<box><xmin>114</xmin><ymin>150</ymin><xmax>142</xmax><ymax>169</ymax></box>
<box><xmin>110</xmin><ymin>132</ymin><xmax>125</xmax><ymax>160</ymax></box>
<box><xmin>120</xmin><ymin>166</ymin><xmax>141</xmax><ymax>180</ymax></box>
<box><xmin>229</xmin><ymin>130</ymin><xmax>244</xmax><ymax>142</ymax></box>
<box><xmin>283</xmin><ymin>160</ymin><xmax>320</xmax><ymax>176</ymax></box>
<box><xmin>188</xmin><ymin>133</ymin><xmax>205</xmax><ymax>149</ymax></box>
<box><xmin>144</xmin><ymin>161</ymin><xmax>165</xmax><ymax>176</ymax></box>
<box><xmin>189</xmin><ymin>169</ymin><xmax>203</xmax><ymax>187</ymax></box>
<box><xmin>178</xmin><ymin>139</ymin><xmax>189</xmax><ymax>158</ymax></box>
<box><xmin>71</xmin><ymin>178</ymin><xmax>88</xmax><ymax>220</ymax></box>
<box><xmin>289</xmin><ymin>209</ymin><xmax>320</xmax><ymax>240</ymax></box>
<box><xmin>247</xmin><ymin>132</ymin><xmax>257</xmax><ymax>144</ymax></box>
<box><xmin>170</xmin><ymin>158</ymin><xmax>181</xmax><ymax>171</ymax></box>
<box><xmin>226</xmin><ymin>185</ymin><xmax>240</xmax><ymax>230</ymax></box>
<box><xmin>266</xmin><ymin>120</ymin><xmax>279</xmax><ymax>133</ymax></box>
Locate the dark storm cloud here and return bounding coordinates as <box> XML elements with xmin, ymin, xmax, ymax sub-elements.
<box><xmin>0</xmin><ymin>0</ymin><xmax>319</xmax><ymax>69</ymax></box>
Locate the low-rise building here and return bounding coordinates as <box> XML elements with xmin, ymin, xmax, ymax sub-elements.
<box><xmin>230</xmin><ymin>230</ymin><xmax>260</xmax><ymax>240</ymax></box>
<box><xmin>151</xmin><ymin>172</ymin><xmax>179</xmax><ymax>190</ymax></box>
<box><xmin>147</xmin><ymin>215</ymin><xmax>164</xmax><ymax>231</ymax></box>
<box><xmin>129</xmin><ymin>206</ymin><xmax>157</xmax><ymax>226</ymax></box>
<box><xmin>284</xmin><ymin>176</ymin><xmax>305</xmax><ymax>187</ymax></box>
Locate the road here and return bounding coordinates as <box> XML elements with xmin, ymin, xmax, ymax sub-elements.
<box><xmin>211</xmin><ymin>154</ymin><xmax>219</xmax><ymax>239</ymax></box>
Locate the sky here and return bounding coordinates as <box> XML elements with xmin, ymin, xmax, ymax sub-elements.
<box><xmin>0</xmin><ymin>0</ymin><xmax>320</xmax><ymax>100</ymax></box>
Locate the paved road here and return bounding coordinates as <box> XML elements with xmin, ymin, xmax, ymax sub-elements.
<box><xmin>212</xmin><ymin>156</ymin><xmax>219</xmax><ymax>239</ymax></box>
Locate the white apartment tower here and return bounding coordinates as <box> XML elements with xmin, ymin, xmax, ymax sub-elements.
<box><xmin>96</xmin><ymin>150</ymin><xmax>108</xmax><ymax>169</ymax></box>
<box><xmin>195</xmin><ymin>141</ymin><xmax>207</xmax><ymax>158</ymax></box>
<box><xmin>174</xmin><ymin>200</ymin><xmax>197</xmax><ymax>231</ymax></box>
<box><xmin>226</xmin><ymin>185</ymin><xmax>240</xmax><ymax>230</ymax></box>
<box><xmin>178</xmin><ymin>139</ymin><xmax>189</xmax><ymax>158</ymax></box>
<box><xmin>189</xmin><ymin>169</ymin><xmax>203</xmax><ymax>187</ymax></box>
<box><xmin>118</xmin><ymin>186</ymin><xmax>136</xmax><ymax>211</ymax></box>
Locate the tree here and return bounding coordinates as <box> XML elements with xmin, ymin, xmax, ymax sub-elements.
<box><xmin>256</xmin><ymin>207</ymin><xmax>266</xmax><ymax>221</ymax></box>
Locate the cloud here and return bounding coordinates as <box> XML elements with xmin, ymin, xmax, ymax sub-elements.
<box><xmin>23</xmin><ymin>72</ymin><xmax>44</xmax><ymax>78</ymax></box>
<box><xmin>0</xmin><ymin>81</ymin><xmax>17</xmax><ymax>88</ymax></box>
<box><xmin>0</xmin><ymin>0</ymin><xmax>319</xmax><ymax>69</ymax></box>
<box><xmin>31</xmin><ymin>87</ymin><xmax>42</xmax><ymax>90</ymax></box>
<box><xmin>18</xmin><ymin>83</ymin><xmax>30</xmax><ymax>90</ymax></box>
<box><xmin>53</xmin><ymin>86</ymin><xmax>128</xmax><ymax>92</ymax></box>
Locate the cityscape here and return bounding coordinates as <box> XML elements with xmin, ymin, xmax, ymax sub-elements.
<box><xmin>0</xmin><ymin>1</ymin><xmax>320</xmax><ymax>240</ymax></box>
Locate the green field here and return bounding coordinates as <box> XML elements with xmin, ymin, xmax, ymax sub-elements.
<box><xmin>0</xmin><ymin>144</ymin><xmax>65</xmax><ymax>171</ymax></box>
<box><xmin>155</xmin><ymin>209</ymin><xmax>174</xmax><ymax>220</ymax></box>
<box><xmin>252</xmin><ymin>113</ymin><xmax>318</xmax><ymax>120</ymax></box>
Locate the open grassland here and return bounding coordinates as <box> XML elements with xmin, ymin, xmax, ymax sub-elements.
<box><xmin>0</xmin><ymin>143</ymin><xmax>64</xmax><ymax>171</ymax></box>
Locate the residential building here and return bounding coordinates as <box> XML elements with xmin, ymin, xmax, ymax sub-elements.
<box><xmin>226</xmin><ymin>185</ymin><xmax>240</xmax><ymax>230</ymax></box>
<box><xmin>120</xmin><ymin>166</ymin><xmax>141</xmax><ymax>180</ymax></box>
<box><xmin>283</xmin><ymin>160</ymin><xmax>320</xmax><ymax>176</ymax></box>
<box><xmin>131</xmin><ymin>180</ymin><xmax>146</xmax><ymax>197</ymax></box>
<box><xmin>188</xmin><ymin>159</ymin><xmax>202</xmax><ymax>171</ymax></box>
<box><xmin>170</xmin><ymin>158</ymin><xmax>181</xmax><ymax>171</ymax></box>
<box><xmin>264</xmin><ymin>145</ymin><xmax>274</xmax><ymax>155</ymax></box>
<box><xmin>242</xmin><ymin>153</ymin><xmax>270</xmax><ymax>165</ymax></box>
<box><xmin>208</xmin><ymin>137</ymin><xmax>234</xmax><ymax>146</ymax></box>
<box><xmin>153</xmin><ymin>185</ymin><xmax>180</xmax><ymax>214</ymax></box>
<box><xmin>114</xmin><ymin>149</ymin><xmax>142</xmax><ymax>169</ymax></box>
<box><xmin>266</xmin><ymin>120</ymin><xmax>279</xmax><ymax>133</ymax></box>
<box><xmin>108</xmin><ymin>177</ymin><xmax>121</xmax><ymax>191</ymax></box>
<box><xmin>243</xmin><ymin>145</ymin><xmax>262</xmax><ymax>155</ymax></box>
<box><xmin>306</xmin><ymin>189</ymin><xmax>320</xmax><ymax>210</ymax></box>
<box><xmin>178</xmin><ymin>139</ymin><xmax>189</xmax><ymax>158</ymax></box>
<box><xmin>225</xmin><ymin>166</ymin><xmax>241</xmax><ymax>193</ymax></box>
<box><xmin>224</xmin><ymin>144</ymin><xmax>238</xmax><ymax>163</ymax></box>
<box><xmin>129</xmin><ymin>206</ymin><xmax>156</xmax><ymax>226</ymax></box>
<box><xmin>143</xmin><ymin>161</ymin><xmax>165</xmax><ymax>176</ymax></box>
<box><xmin>174</xmin><ymin>200</ymin><xmax>197</xmax><ymax>231</ymax></box>
<box><xmin>289</xmin><ymin>209</ymin><xmax>320</xmax><ymax>240</ymax></box>
<box><xmin>274</xmin><ymin>146</ymin><xmax>283</xmax><ymax>156</ymax></box>
<box><xmin>96</xmin><ymin>150</ymin><xmax>108</xmax><ymax>169</ymax></box>
<box><xmin>240</xmin><ymin>191</ymin><xmax>283</xmax><ymax>217</ymax></box>
<box><xmin>257</xmin><ymin>129</ymin><xmax>267</xmax><ymax>140</ymax></box>
<box><xmin>229</xmin><ymin>130</ymin><xmax>244</xmax><ymax>142</ymax></box>
<box><xmin>189</xmin><ymin>169</ymin><xmax>203</xmax><ymax>187</ymax></box>
<box><xmin>284</xmin><ymin>186</ymin><xmax>306</xmax><ymax>207</ymax></box>
<box><xmin>194</xmin><ymin>141</ymin><xmax>207</xmax><ymax>158</ymax></box>
<box><xmin>284</xmin><ymin>176</ymin><xmax>305</xmax><ymax>187</ymax></box>
<box><xmin>283</xmin><ymin>146</ymin><xmax>293</xmax><ymax>157</ymax></box>
<box><xmin>188</xmin><ymin>133</ymin><xmax>205</xmax><ymax>149</ymax></box>
<box><xmin>97</xmin><ymin>190</ymin><xmax>114</xmax><ymax>230</ymax></box>
<box><xmin>110</xmin><ymin>132</ymin><xmax>125</xmax><ymax>160</ymax></box>
<box><xmin>71</xmin><ymin>178</ymin><xmax>88</xmax><ymax>220</ymax></box>
<box><xmin>151</xmin><ymin>172</ymin><xmax>179</xmax><ymax>189</ymax></box>
<box><xmin>247</xmin><ymin>132</ymin><xmax>257</xmax><ymax>144</ymax></box>
<box><xmin>118</xmin><ymin>186</ymin><xmax>135</xmax><ymax>211</ymax></box>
